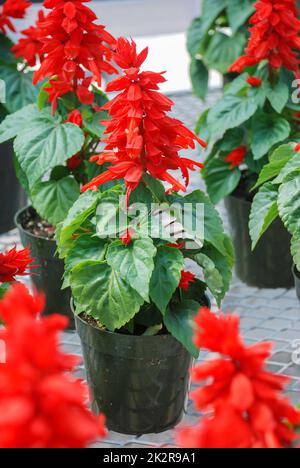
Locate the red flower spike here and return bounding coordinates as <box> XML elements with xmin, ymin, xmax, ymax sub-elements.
<box><xmin>229</xmin><ymin>0</ymin><xmax>300</xmax><ymax>74</ymax></box>
<box><xmin>12</xmin><ymin>10</ymin><xmax>45</xmax><ymax>67</ymax></box>
<box><xmin>179</xmin><ymin>271</ymin><xmax>196</xmax><ymax>291</ymax></box>
<box><xmin>81</xmin><ymin>38</ymin><xmax>206</xmax><ymax>204</ymax></box>
<box><xmin>225</xmin><ymin>145</ymin><xmax>247</xmax><ymax>169</ymax></box>
<box><xmin>0</xmin><ymin>247</ymin><xmax>33</xmax><ymax>283</ymax></box>
<box><xmin>66</xmin><ymin>109</ymin><xmax>83</xmax><ymax>128</ymax></box>
<box><xmin>32</xmin><ymin>0</ymin><xmax>117</xmax><ymax>111</ymax></box>
<box><xmin>294</xmin><ymin>143</ymin><xmax>300</xmax><ymax>152</ymax></box>
<box><xmin>0</xmin><ymin>0</ymin><xmax>31</xmax><ymax>34</ymax></box>
<box><xmin>247</xmin><ymin>76</ymin><xmax>262</xmax><ymax>87</ymax></box>
<box><xmin>177</xmin><ymin>307</ymin><xmax>300</xmax><ymax>449</ymax></box>
<box><xmin>0</xmin><ymin>283</ymin><xmax>106</xmax><ymax>448</ymax></box>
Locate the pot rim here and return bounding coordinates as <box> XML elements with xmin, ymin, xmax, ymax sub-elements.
<box><xmin>15</xmin><ymin>205</ymin><xmax>57</xmax><ymax>244</ymax></box>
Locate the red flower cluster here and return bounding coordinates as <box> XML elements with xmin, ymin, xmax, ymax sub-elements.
<box><xmin>179</xmin><ymin>271</ymin><xmax>196</xmax><ymax>291</ymax></box>
<box><xmin>229</xmin><ymin>0</ymin><xmax>300</xmax><ymax>74</ymax></box>
<box><xmin>81</xmin><ymin>38</ymin><xmax>206</xmax><ymax>205</ymax></box>
<box><xmin>0</xmin><ymin>283</ymin><xmax>106</xmax><ymax>448</ymax></box>
<box><xmin>0</xmin><ymin>247</ymin><xmax>33</xmax><ymax>283</ymax></box>
<box><xmin>32</xmin><ymin>0</ymin><xmax>117</xmax><ymax>112</ymax></box>
<box><xmin>67</xmin><ymin>109</ymin><xmax>83</xmax><ymax>127</ymax></box>
<box><xmin>0</xmin><ymin>0</ymin><xmax>31</xmax><ymax>34</ymax></box>
<box><xmin>177</xmin><ymin>308</ymin><xmax>300</xmax><ymax>449</ymax></box>
<box><xmin>12</xmin><ymin>10</ymin><xmax>45</xmax><ymax>67</ymax></box>
<box><xmin>225</xmin><ymin>145</ymin><xmax>247</xmax><ymax>169</ymax></box>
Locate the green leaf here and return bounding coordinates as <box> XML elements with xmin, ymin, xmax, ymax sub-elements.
<box><xmin>251</xmin><ymin>113</ymin><xmax>290</xmax><ymax>160</ymax></box>
<box><xmin>227</xmin><ymin>0</ymin><xmax>255</xmax><ymax>34</ymax></box>
<box><xmin>291</xmin><ymin>231</ymin><xmax>300</xmax><ymax>273</ymax></box>
<box><xmin>149</xmin><ymin>246</ymin><xmax>184</xmax><ymax>314</ymax></box>
<box><xmin>0</xmin><ymin>104</ymin><xmax>38</xmax><ymax>142</ymax></box>
<box><xmin>278</xmin><ymin>173</ymin><xmax>300</xmax><ymax>234</ymax></box>
<box><xmin>204</xmin><ymin>32</ymin><xmax>246</xmax><ymax>74</ymax></box>
<box><xmin>0</xmin><ymin>66</ymin><xmax>37</xmax><ymax>114</ymax></box>
<box><xmin>253</xmin><ymin>144</ymin><xmax>295</xmax><ymax>189</ymax></box>
<box><xmin>266</xmin><ymin>81</ymin><xmax>289</xmax><ymax>113</ymax></box>
<box><xmin>0</xmin><ymin>282</ymin><xmax>10</xmax><ymax>300</ymax></box>
<box><xmin>249</xmin><ymin>183</ymin><xmax>279</xmax><ymax>249</ymax></box>
<box><xmin>190</xmin><ymin>59</ymin><xmax>208</xmax><ymax>101</ymax></box>
<box><xmin>30</xmin><ymin>176</ymin><xmax>80</xmax><ymax>227</ymax></box>
<box><xmin>201</xmin><ymin>0</ymin><xmax>227</xmax><ymax>33</ymax></box>
<box><xmin>83</xmin><ymin>110</ymin><xmax>107</xmax><ymax>138</ymax></box>
<box><xmin>187</xmin><ymin>18</ymin><xmax>204</xmax><ymax>57</ymax></box>
<box><xmin>0</xmin><ymin>34</ymin><xmax>15</xmax><ymax>65</ymax></box>
<box><xmin>194</xmin><ymin>253</ymin><xmax>224</xmax><ymax>304</ymax></box>
<box><xmin>208</xmin><ymin>94</ymin><xmax>259</xmax><ymax>137</ymax></box>
<box><xmin>164</xmin><ymin>300</ymin><xmax>200</xmax><ymax>358</ymax></box>
<box><xmin>142</xmin><ymin>173</ymin><xmax>166</xmax><ymax>203</ymax></box>
<box><xmin>70</xmin><ymin>261</ymin><xmax>144</xmax><ymax>331</ymax></box>
<box><xmin>14</xmin><ymin>113</ymin><xmax>85</xmax><ymax>187</ymax></box>
<box><xmin>203</xmin><ymin>157</ymin><xmax>241</xmax><ymax>204</ymax></box>
<box><xmin>107</xmin><ymin>238</ymin><xmax>156</xmax><ymax>302</ymax></box>
<box><xmin>273</xmin><ymin>146</ymin><xmax>300</xmax><ymax>184</ymax></box>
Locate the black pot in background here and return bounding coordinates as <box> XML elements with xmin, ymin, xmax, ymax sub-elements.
<box><xmin>15</xmin><ymin>206</ymin><xmax>74</xmax><ymax>329</ymax></box>
<box><xmin>293</xmin><ymin>266</ymin><xmax>300</xmax><ymax>303</ymax></box>
<box><xmin>0</xmin><ymin>142</ymin><xmax>26</xmax><ymax>234</ymax></box>
<box><xmin>225</xmin><ymin>195</ymin><xmax>294</xmax><ymax>289</ymax></box>
<box><xmin>75</xmin><ymin>313</ymin><xmax>194</xmax><ymax>435</ymax></box>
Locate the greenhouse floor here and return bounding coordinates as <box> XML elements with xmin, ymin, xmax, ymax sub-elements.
<box><xmin>1</xmin><ymin>91</ymin><xmax>300</xmax><ymax>448</ymax></box>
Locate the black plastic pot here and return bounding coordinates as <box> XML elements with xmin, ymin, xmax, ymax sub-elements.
<box><xmin>15</xmin><ymin>206</ymin><xmax>74</xmax><ymax>328</ymax></box>
<box><xmin>75</xmin><ymin>314</ymin><xmax>194</xmax><ymax>435</ymax></box>
<box><xmin>0</xmin><ymin>142</ymin><xmax>26</xmax><ymax>234</ymax></box>
<box><xmin>293</xmin><ymin>266</ymin><xmax>300</xmax><ymax>303</ymax></box>
<box><xmin>225</xmin><ymin>195</ymin><xmax>294</xmax><ymax>289</ymax></box>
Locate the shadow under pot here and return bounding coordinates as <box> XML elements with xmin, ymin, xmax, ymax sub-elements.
<box><xmin>293</xmin><ymin>266</ymin><xmax>300</xmax><ymax>304</ymax></box>
<box><xmin>0</xmin><ymin>142</ymin><xmax>27</xmax><ymax>234</ymax></box>
<box><xmin>75</xmin><ymin>295</ymin><xmax>209</xmax><ymax>436</ymax></box>
<box><xmin>225</xmin><ymin>194</ymin><xmax>294</xmax><ymax>289</ymax></box>
<box><xmin>15</xmin><ymin>206</ymin><xmax>74</xmax><ymax>329</ymax></box>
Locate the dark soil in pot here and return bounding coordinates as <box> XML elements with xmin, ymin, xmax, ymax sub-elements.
<box><xmin>75</xmin><ymin>294</ymin><xmax>210</xmax><ymax>436</ymax></box>
<box><xmin>225</xmin><ymin>180</ymin><xmax>294</xmax><ymax>289</ymax></box>
<box><xmin>293</xmin><ymin>266</ymin><xmax>300</xmax><ymax>303</ymax></box>
<box><xmin>15</xmin><ymin>206</ymin><xmax>74</xmax><ymax>329</ymax></box>
<box><xmin>0</xmin><ymin>142</ymin><xmax>26</xmax><ymax>234</ymax></box>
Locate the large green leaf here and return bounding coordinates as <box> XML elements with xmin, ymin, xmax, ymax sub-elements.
<box><xmin>273</xmin><ymin>147</ymin><xmax>300</xmax><ymax>184</ymax></box>
<box><xmin>0</xmin><ymin>104</ymin><xmax>38</xmax><ymax>142</ymax></box>
<box><xmin>208</xmin><ymin>94</ymin><xmax>259</xmax><ymax>137</ymax></box>
<box><xmin>70</xmin><ymin>261</ymin><xmax>144</xmax><ymax>331</ymax></box>
<box><xmin>164</xmin><ymin>300</ymin><xmax>200</xmax><ymax>358</ymax></box>
<box><xmin>201</xmin><ymin>0</ymin><xmax>227</xmax><ymax>32</ymax></box>
<box><xmin>253</xmin><ymin>144</ymin><xmax>295</xmax><ymax>189</ymax></box>
<box><xmin>190</xmin><ymin>59</ymin><xmax>209</xmax><ymax>101</ymax></box>
<box><xmin>187</xmin><ymin>18</ymin><xmax>204</xmax><ymax>57</ymax></box>
<box><xmin>14</xmin><ymin>112</ymin><xmax>85</xmax><ymax>187</ymax></box>
<box><xmin>149</xmin><ymin>246</ymin><xmax>184</xmax><ymax>314</ymax></box>
<box><xmin>83</xmin><ymin>110</ymin><xmax>107</xmax><ymax>138</ymax></box>
<box><xmin>204</xmin><ymin>32</ymin><xmax>246</xmax><ymax>74</ymax></box>
<box><xmin>278</xmin><ymin>173</ymin><xmax>300</xmax><ymax>234</ymax></box>
<box><xmin>291</xmin><ymin>231</ymin><xmax>300</xmax><ymax>273</ymax></box>
<box><xmin>249</xmin><ymin>183</ymin><xmax>279</xmax><ymax>249</ymax></box>
<box><xmin>265</xmin><ymin>81</ymin><xmax>289</xmax><ymax>114</ymax></box>
<box><xmin>251</xmin><ymin>113</ymin><xmax>290</xmax><ymax>160</ymax></box>
<box><xmin>0</xmin><ymin>65</ymin><xmax>37</xmax><ymax>113</ymax></box>
<box><xmin>203</xmin><ymin>157</ymin><xmax>241</xmax><ymax>204</ymax></box>
<box><xmin>107</xmin><ymin>238</ymin><xmax>156</xmax><ymax>302</ymax></box>
<box><xmin>227</xmin><ymin>0</ymin><xmax>255</xmax><ymax>34</ymax></box>
<box><xmin>194</xmin><ymin>253</ymin><xmax>224</xmax><ymax>304</ymax></box>
<box><xmin>30</xmin><ymin>176</ymin><xmax>80</xmax><ymax>227</ymax></box>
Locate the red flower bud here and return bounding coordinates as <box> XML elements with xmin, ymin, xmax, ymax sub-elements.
<box><xmin>66</xmin><ymin>110</ymin><xmax>83</xmax><ymax>128</ymax></box>
<box><xmin>246</xmin><ymin>76</ymin><xmax>262</xmax><ymax>87</ymax></box>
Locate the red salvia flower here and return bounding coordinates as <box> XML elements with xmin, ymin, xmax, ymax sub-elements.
<box><xmin>0</xmin><ymin>0</ymin><xmax>31</xmax><ymax>34</ymax></box>
<box><xmin>179</xmin><ymin>271</ymin><xmax>196</xmax><ymax>291</ymax></box>
<box><xmin>247</xmin><ymin>76</ymin><xmax>262</xmax><ymax>87</ymax></box>
<box><xmin>32</xmin><ymin>0</ymin><xmax>117</xmax><ymax>113</ymax></box>
<box><xmin>66</xmin><ymin>109</ymin><xmax>83</xmax><ymax>127</ymax></box>
<box><xmin>294</xmin><ymin>143</ymin><xmax>300</xmax><ymax>152</ymax></box>
<box><xmin>225</xmin><ymin>145</ymin><xmax>247</xmax><ymax>169</ymax></box>
<box><xmin>177</xmin><ymin>307</ymin><xmax>300</xmax><ymax>449</ymax></box>
<box><xmin>12</xmin><ymin>10</ymin><xmax>45</xmax><ymax>67</ymax></box>
<box><xmin>0</xmin><ymin>247</ymin><xmax>33</xmax><ymax>283</ymax></box>
<box><xmin>67</xmin><ymin>154</ymin><xmax>82</xmax><ymax>171</ymax></box>
<box><xmin>120</xmin><ymin>229</ymin><xmax>134</xmax><ymax>246</ymax></box>
<box><xmin>0</xmin><ymin>283</ymin><xmax>106</xmax><ymax>448</ymax></box>
<box><xmin>81</xmin><ymin>38</ymin><xmax>206</xmax><ymax>204</ymax></box>
<box><xmin>229</xmin><ymin>0</ymin><xmax>300</xmax><ymax>74</ymax></box>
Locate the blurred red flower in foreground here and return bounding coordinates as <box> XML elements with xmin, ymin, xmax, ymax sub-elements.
<box><xmin>225</xmin><ymin>145</ymin><xmax>247</xmax><ymax>169</ymax></box>
<box><xmin>12</xmin><ymin>10</ymin><xmax>45</xmax><ymax>67</ymax></box>
<box><xmin>81</xmin><ymin>38</ymin><xmax>206</xmax><ymax>205</ymax></box>
<box><xmin>0</xmin><ymin>283</ymin><xmax>106</xmax><ymax>448</ymax></box>
<box><xmin>32</xmin><ymin>0</ymin><xmax>117</xmax><ymax>112</ymax></box>
<box><xmin>0</xmin><ymin>247</ymin><xmax>33</xmax><ymax>283</ymax></box>
<box><xmin>229</xmin><ymin>0</ymin><xmax>300</xmax><ymax>74</ymax></box>
<box><xmin>177</xmin><ymin>307</ymin><xmax>300</xmax><ymax>449</ymax></box>
<box><xmin>0</xmin><ymin>0</ymin><xmax>31</xmax><ymax>34</ymax></box>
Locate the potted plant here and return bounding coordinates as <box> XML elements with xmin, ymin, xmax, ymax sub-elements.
<box><xmin>249</xmin><ymin>142</ymin><xmax>300</xmax><ymax>302</ymax></box>
<box><xmin>0</xmin><ymin>0</ymin><xmax>38</xmax><ymax>233</ymax></box>
<box><xmin>0</xmin><ymin>0</ymin><xmax>117</xmax><ymax>325</ymax></box>
<box><xmin>199</xmin><ymin>0</ymin><xmax>300</xmax><ymax>288</ymax></box>
<box><xmin>187</xmin><ymin>0</ymin><xmax>255</xmax><ymax>101</ymax></box>
<box><xmin>57</xmin><ymin>37</ymin><xmax>234</xmax><ymax>435</ymax></box>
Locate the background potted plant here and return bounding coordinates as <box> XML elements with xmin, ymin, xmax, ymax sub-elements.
<box><xmin>249</xmin><ymin>142</ymin><xmax>300</xmax><ymax>303</ymax></box>
<box><xmin>57</xmin><ymin>37</ymin><xmax>234</xmax><ymax>435</ymax></box>
<box><xmin>187</xmin><ymin>0</ymin><xmax>255</xmax><ymax>101</ymax></box>
<box><xmin>0</xmin><ymin>0</ymin><xmax>117</xmax><ymax>324</ymax></box>
<box><xmin>199</xmin><ymin>0</ymin><xmax>300</xmax><ymax>288</ymax></box>
<box><xmin>0</xmin><ymin>0</ymin><xmax>38</xmax><ymax>233</ymax></box>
